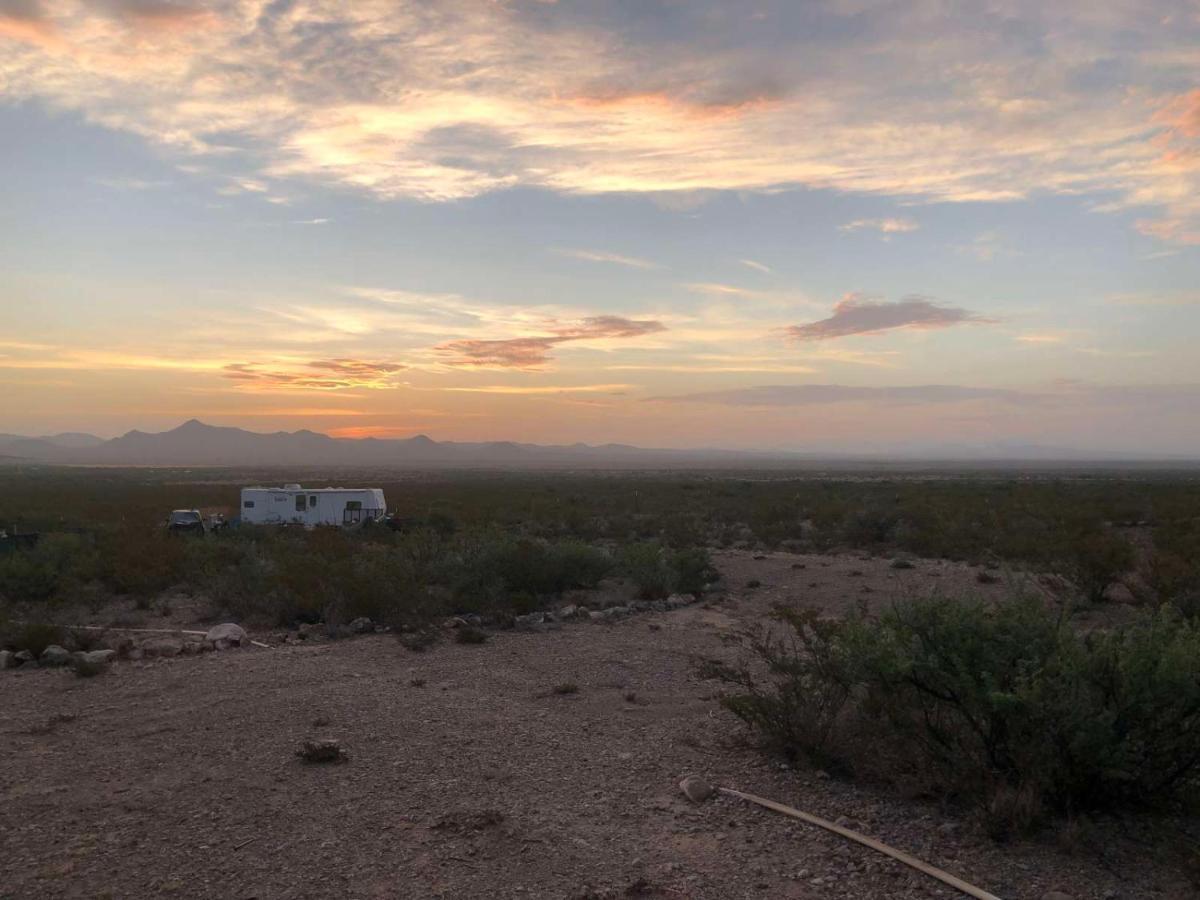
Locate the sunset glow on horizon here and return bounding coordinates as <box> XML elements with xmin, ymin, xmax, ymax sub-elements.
<box><xmin>2</xmin><ymin>1</ymin><xmax>1198</xmax><ymax>454</ymax></box>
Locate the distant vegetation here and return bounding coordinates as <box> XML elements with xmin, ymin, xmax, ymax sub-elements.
<box><xmin>2</xmin><ymin>467</ymin><xmax>1199</xmax><ymax>622</ymax></box>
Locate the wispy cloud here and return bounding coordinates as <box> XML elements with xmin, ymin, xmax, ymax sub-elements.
<box><xmin>839</xmin><ymin>218</ymin><xmax>919</xmax><ymax>235</ymax></box>
<box><xmin>437</xmin><ymin>315</ymin><xmax>666</xmax><ymax>368</ymax></box>
<box><xmin>786</xmin><ymin>294</ymin><xmax>994</xmax><ymax>342</ymax></box>
<box><xmin>222</xmin><ymin>359</ymin><xmax>407</xmax><ymax>391</ymax></box>
<box><xmin>739</xmin><ymin>258</ymin><xmax>772</xmax><ymax>274</ymax></box>
<box><xmin>553</xmin><ymin>248</ymin><xmax>660</xmax><ymax>270</ymax></box>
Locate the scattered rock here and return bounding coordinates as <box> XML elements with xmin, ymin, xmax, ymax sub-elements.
<box><xmin>81</xmin><ymin>649</ymin><xmax>117</xmax><ymax>665</ymax></box>
<box><xmin>514</xmin><ymin>612</ymin><xmax>546</xmax><ymax>631</ymax></box>
<box><xmin>0</xmin><ymin>650</ymin><xmax>17</xmax><ymax>670</ymax></box>
<box><xmin>665</xmin><ymin>594</ymin><xmax>691</xmax><ymax>609</ymax></box>
<box><xmin>142</xmin><ymin>637</ymin><xmax>184</xmax><ymax>658</ymax></box>
<box><xmin>296</xmin><ymin>738</ymin><xmax>347</xmax><ymax>764</ymax></box>
<box><xmin>298</xmin><ymin>622</ymin><xmax>325</xmax><ymax>640</ymax></box>
<box><xmin>205</xmin><ymin>623</ymin><xmax>247</xmax><ymax>647</ymax></box>
<box><xmin>39</xmin><ymin>645</ymin><xmax>71</xmax><ymax>667</ymax></box>
<box><xmin>679</xmin><ymin>775</ymin><xmax>715</xmax><ymax>803</ymax></box>
<box><xmin>558</xmin><ymin>604</ymin><xmax>579</xmax><ymax>619</ymax></box>
<box><xmin>349</xmin><ymin>616</ymin><xmax>374</xmax><ymax>634</ymax></box>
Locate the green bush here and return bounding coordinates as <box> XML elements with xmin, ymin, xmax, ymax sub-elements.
<box><xmin>620</xmin><ymin>542</ymin><xmax>675</xmax><ymax>599</ymax></box>
<box><xmin>715</xmin><ymin>596</ymin><xmax>1200</xmax><ymax>834</ymax></box>
<box><xmin>621</xmin><ymin>542</ymin><xmax>715</xmax><ymax>599</ymax></box>
<box><xmin>454</xmin><ymin>537</ymin><xmax>612</xmax><ymax>610</ymax></box>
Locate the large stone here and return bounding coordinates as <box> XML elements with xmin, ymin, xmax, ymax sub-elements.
<box><xmin>514</xmin><ymin>612</ymin><xmax>545</xmax><ymax>631</ymax></box>
<box><xmin>0</xmin><ymin>650</ymin><xmax>17</xmax><ymax>669</ymax></box>
<box><xmin>40</xmin><ymin>645</ymin><xmax>71</xmax><ymax>667</ymax></box>
<box><xmin>679</xmin><ymin>775</ymin><xmax>715</xmax><ymax>804</ymax></box>
<box><xmin>205</xmin><ymin>623</ymin><xmax>247</xmax><ymax>646</ymax></box>
<box><xmin>141</xmin><ymin>637</ymin><xmax>183</xmax><ymax>658</ymax></box>
<box><xmin>666</xmin><ymin>594</ymin><xmax>691</xmax><ymax>609</ymax></box>
<box><xmin>349</xmin><ymin>617</ymin><xmax>374</xmax><ymax>634</ymax></box>
<box><xmin>82</xmin><ymin>649</ymin><xmax>117</xmax><ymax>665</ymax></box>
<box><xmin>14</xmin><ymin>650</ymin><xmax>35</xmax><ymax>664</ymax></box>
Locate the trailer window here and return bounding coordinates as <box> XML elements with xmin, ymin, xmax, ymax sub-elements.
<box><xmin>345</xmin><ymin>500</ymin><xmax>362</xmax><ymax>510</ymax></box>
<box><xmin>295</xmin><ymin>495</ymin><xmax>306</xmax><ymax>512</ymax></box>
<box><xmin>309</xmin><ymin>495</ymin><xmax>318</xmax><ymax>508</ymax></box>
<box><xmin>243</xmin><ymin>500</ymin><xmax>255</xmax><ymax>509</ymax></box>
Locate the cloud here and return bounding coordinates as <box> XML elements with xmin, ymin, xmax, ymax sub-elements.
<box><xmin>437</xmin><ymin>315</ymin><xmax>667</xmax><ymax>368</ymax></box>
<box><xmin>442</xmin><ymin>383</ymin><xmax>632</xmax><ymax>395</ymax></box>
<box><xmin>2</xmin><ymin>2</ymin><xmax>1198</xmax><ymax>241</ymax></box>
<box><xmin>435</xmin><ymin>337</ymin><xmax>560</xmax><ymax>369</ymax></box>
<box><xmin>683</xmin><ymin>282</ymin><xmax>761</xmax><ymax>298</ymax></box>
<box><xmin>838</xmin><ymin>218</ymin><xmax>918</xmax><ymax>235</ymax></box>
<box><xmin>648</xmin><ymin>384</ymin><xmax>1038</xmax><ymax>406</ymax></box>
<box><xmin>738</xmin><ymin>258</ymin><xmax>772</xmax><ymax>274</ymax></box>
<box><xmin>786</xmin><ymin>294</ymin><xmax>993</xmax><ymax>342</ymax></box>
<box><xmin>550</xmin><ymin>315</ymin><xmax>666</xmax><ymax>340</ymax></box>
<box><xmin>222</xmin><ymin>359</ymin><xmax>406</xmax><ymax>390</ymax></box>
<box><xmin>554</xmin><ymin>248</ymin><xmax>659</xmax><ymax>270</ymax></box>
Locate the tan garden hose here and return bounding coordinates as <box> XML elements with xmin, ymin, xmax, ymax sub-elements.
<box><xmin>719</xmin><ymin>787</ymin><xmax>1003</xmax><ymax>900</ymax></box>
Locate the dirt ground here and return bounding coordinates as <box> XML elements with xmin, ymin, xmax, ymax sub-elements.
<box><xmin>1</xmin><ymin>550</ymin><xmax>1194</xmax><ymax>899</ymax></box>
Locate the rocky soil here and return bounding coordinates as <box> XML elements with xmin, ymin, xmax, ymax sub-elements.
<box><xmin>1</xmin><ymin>550</ymin><xmax>1194</xmax><ymax>899</ymax></box>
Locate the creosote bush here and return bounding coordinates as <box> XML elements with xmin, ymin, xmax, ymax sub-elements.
<box><xmin>714</xmin><ymin>596</ymin><xmax>1200</xmax><ymax>835</ymax></box>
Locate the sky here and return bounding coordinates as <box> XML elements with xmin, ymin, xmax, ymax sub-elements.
<box><xmin>1</xmin><ymin>0</ymin><xmax>1198</xmax><ymax>454</ymax></box>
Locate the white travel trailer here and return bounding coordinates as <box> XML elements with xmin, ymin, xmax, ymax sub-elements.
<box><xmin>239</xmin><ymin>484</ymin><xmax>387</xmax><ymax>528</ymax></box>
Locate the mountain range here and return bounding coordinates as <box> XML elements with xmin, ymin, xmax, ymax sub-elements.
<box><xmin>0</xmin><ymin>420</ymin><xmax>1193</xmax><ymax>468</ymax></box>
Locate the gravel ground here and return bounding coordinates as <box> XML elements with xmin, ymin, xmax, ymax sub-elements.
<box><xmin>1</xmin><ymin>550</ymin><xmax>1194</xmax><ymax>899</ymax></box>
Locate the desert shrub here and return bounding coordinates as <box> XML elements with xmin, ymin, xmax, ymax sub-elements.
<box><xmin>621</xmin><ymin>542</ymin><xmax>714</xmax><ymax>598</ymax></box>
<box><xmin>715</xmin><ymin>596</ymin><xmax>1200</xmax><ymax>834</ymax></box>
<box><xmin>1059</xmin><ymin>529</ymin><xmax>1135</xmax><ymax>604</ymax></box>
<box><xmin>671</xmin><ymin>546</ymin><xmax>716</xmax><ymax>595</ymax></box>
<box><xmin>620</xmin><ymin>542</ymin><xmax>676</xmax><ymax>599</ymax></box>
<box><xmin>840</xmin><ymin>506</ymin><xmax>899</xmax><ymax>548</ymax></box>
<box><xmin>1</xmin><ymin>621</ymin><xmax>64</xmax><ymax>655</ymax></box>
<box><xmin>0</xmin><ymin>534</ymin><xmax>98</xmax><ymax>604</ymax></box>
<box><xmin>100</xmin><ymin>528</ymin><xmax>186</xmax><ymax>598</ymax></box>
<box><xmin>454</xmin><ymin>537</ymin><xmax>612</xmax><ymax>609</ymax></box>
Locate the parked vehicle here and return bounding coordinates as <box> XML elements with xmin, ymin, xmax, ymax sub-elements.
<box><xmin>239</xmin><ymin>484</ymin><xmax>387</xmax><ymax>527</ymax></box>
<box><xmin>166</xmin><ymin>509</ymin><xmax>205</xmax><ymax>535</ymax></box>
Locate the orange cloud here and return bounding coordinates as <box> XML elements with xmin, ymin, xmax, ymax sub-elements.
<box><xmin>438</xmin><ymin>316</ymin><xmax>666</xmax><ymax>368</ymax></box>
<box><xmin>222</xmin><ymin>359</ymin><xmax>407</xmax><ymax>390</ymax></box>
